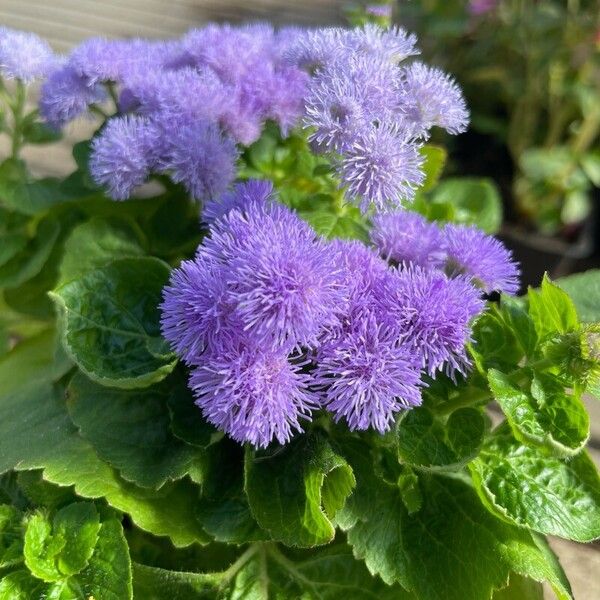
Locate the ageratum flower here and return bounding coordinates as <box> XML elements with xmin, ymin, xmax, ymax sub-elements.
<box><xmin>346</xmin><ymin>24</ymin><xmax>418</xmax><ymax>63</ymax></box>
<box><xmin>398</xmin><ymin>62</ymin><xmax>469</xmax><ymax>136</ymax></box>
<box><xmin>40</xmin><ymin>65</ymin><xmax>106</xmax><ymax>129</ymax></box>
<box><xmin>370</xmin><ymin>211</ymin><xmax>446</xmax><ymax>269</ymax></box>
<box><xmin>338</xmin><ymin>124</ymin><xmax>424</xmax><ymax>212</ymax></box>
<box><xmin>381</xmin><ymin>266</ymin><xmax>484</xmax><ymax>377</ymax></box>
<box><xmin>0</xmin><ymin>27</ymin><xmax>56</xmax><ymax>82</ymax></box>
<box><xmin>314</xmin><ymin>314</ymin><xmax>422</xmax><ymax>433</ymax></box>
<box><xmin>203</xmin><ymin>179</ymin><xmax>275</xmax><ymax>224</ymax></box>
<box><xmin>190</xmin><ymin>344</ymin><xmax>318</xmax><ymax>447</ymax></box>
<box><xmin>89</xmin><ymin>115</ymin><xmax>159</xmax><ymax>200</ymax></box>
<box><xmin>161</xmin><ymin>119</ymin><xmax>238</xmax><ymax>201</ymax></box>
<box><xmin>222</xmin><ymin>202</ymin><xmax>346</xmax><ymax>350</ymax></box>
<box><xmin>442</xmin><ymin>223</ymin><xmax>521</xmax><ymax>295</ymax></box>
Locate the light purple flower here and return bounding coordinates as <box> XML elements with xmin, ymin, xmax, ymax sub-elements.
<box><xmin>203</xmin><ymin>179</ymin><xmax>274</xmax><ymax>224</ymax></box>
<box><xmin>399</xmin><ymin>62</ymin><xmax>469</xmax><ymax>136</ymax></box>
<box><xmin>89</xmin><ymin>115</ymin><xmax>159</xmax><ymax>200</ymax></box>
<box><xmin>314</xmin><ymin>313</ymin><xmax>422</xmax><ymax>433</ymax></box>
<box><xmin>0</xmin><ymin>27</ymin><xmax>56</xmax><ymax>82</ymax></box>
<box><xmin>442</xmin><ymin>224</ymin><xmax>521</xmax><ymax>295</ymax></box>
<box><xmin>161</xmin><ymin>120</ymin><xmax>238</xmax><ymax>201</ymax></box>
<box><xmin>338</xmin><ymin>124</ymin><xmax>424</xmax><ymax>212</ymax></box>
<box><xmin>190</xmin><ymin>344</ymin><xmax>318</xmax><ymax>448</ymax></box>
<box><xmin>39</xmin><ymin>64</ymin><xmax>106</xmax><ymax>129</ymax></box>
<box><xmin>370</xmin><ymin>211</ymin><xmax>446</xmax><ymax>268</ymax></box>
<box><xmin>381</xmin><ymin>266</ymin><xmax>484</xmax><ymax>377</ymax></box>
<box><xmin>347</xmin><ymin>24</ymin><xmax>418</xmax><ymax>63</ymax></box>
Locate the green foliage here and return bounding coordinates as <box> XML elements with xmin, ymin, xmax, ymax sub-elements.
<box><xmin>50</xmin><ymin>257</ymin><xmax>177</xmax><ymax>389</ymax></box>
<box><xmin>557</xmin><ymin>270</ymin><xmax>600</xmax><ymax>323</ymax></box>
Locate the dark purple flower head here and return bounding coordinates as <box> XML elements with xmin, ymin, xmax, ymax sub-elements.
<box><xmin>160</xmin><ymin>252</ymin><xmax>243</xmax><ymax>364</ymax></box>
<box><xmin>315</xmin><ymin>311</ymin><xmax>422</xmax><ymax>433</ymax></box>
<box><xmin>381</xmin><ymin>266</ymin><xmax>484</xmax><ymax>377</ymax></box>
<box><xmin>190</xmin><ymin>344</ymin><xmax>318</xmax><ymax>448</ymax></box>
<box><xmin>0</xmin><ymin>27</ymin><xmax>56</xmax><ymax>82</ymax></box>
<box><xmin>203</xmin><ymin>179</ymin><xmax>274</xmax><ymax>224</ymax></box>
<box><xmin>338</xmin><ymin>124</ymin><xmax>424</xmax><ymax>212</ymax></box>
<box><xmin>399</xmin><ymin>62</ymin><xmax>469</xmax><ymax>136</ymax></box>
<box><xmin>39</xmin><ymin>64</ymin><xmax>106</xmax><ymax>129</ymax></box>
<box><xmin>161</xmin><ymin>119</ymin><xmax>238</xmax><ymax>201</ymax></box>
<box><xmin>371</xmin><ymin>211</ymin><xmax>446</xmax><ymax>268</ymax></box>
<box><xmin>89</xmin><ymin>115</ymin><xmax>159</xmax><ymax>200</ymax></box>
<box><xmin>442</xmin><ymin>224</ymin><xmax>521</xmax><ymax>295</ymax></box>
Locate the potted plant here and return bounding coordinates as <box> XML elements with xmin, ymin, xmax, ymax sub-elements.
<box><xmin>0</xmin><ymin>17</ymin><xmax>599</xmax><ymax>600</ymax></box>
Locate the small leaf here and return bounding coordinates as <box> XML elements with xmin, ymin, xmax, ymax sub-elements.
<box><xmin>21</xmin><ymin>121</ymin><xmax>63</xmax><ymax>145</ymax></box>
<box><xmin>0</xmin><ymin>504</ymin><xmax>24</xmax><ymax>569</ymax></box>
<box><xmin>470</xmin><ymin>427</ymin><xmax>600</xmax><ymax>542</ymax></box>
<box><xmin>397</xmin><ymin>405</ymin><xmax>486</xmax><ymax>470</ymax></box>
<box><xmin>0</xmin><ymin>570</ymin><xmax>46</xmax><ymax>599</ymax></box>
<box><xmin>528</xmin><ymin>274</ymin><xmax>579</xmax><ymax>339</ymax></box>
<box><xmin>67</xmin><ymin>372</ymin><xmax>207</xmax><ymax>489</ymax></box>
<box><xmin>0</xmin><ymin>217</ymin><xmax>59</xmax><ymax>289</ymax></box>
<box><xmin>245</xmin><ymin>434</ymin><xmax>355</xmax><ymax>547</ymax></box>
<box><xmin>300</xmin><ymin>205</ymin><xmax>369</xmax><ymax>242</ymax></box>
<box><xmin>51</xmin><ymin>257</ymin><xmax>177</xmax><ymax>389</ymax></box>
<box><xmin>429</xmin><ymin>177</ymin><xmax>502</xmax><ymax>233</ymax></box>
<box><xmin>488</xmin><ymin>369</ymin><xmax>589</xmax><ymax>456</ymax></box>
<box><xmin>557</xmin><ymin>269</ymin><xmax>600</xmax><ymax>323</ymax></box>
<box><xmin>419</xmin><ymin>144</ymin><xmax>447</xmax><ymax>191</ymax></box>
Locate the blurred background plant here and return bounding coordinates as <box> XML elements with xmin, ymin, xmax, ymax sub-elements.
<box><xmin>398</xmin><ymin>0</ymin><xmax>600</xmax><ymax>242</ymax></box>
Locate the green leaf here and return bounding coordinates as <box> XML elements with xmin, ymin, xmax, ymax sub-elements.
<box><xmin>528</xmin><ymin>274</ymin><xmax>579</xmax><ymax>339</ymax></box>
<box><xmin>24</xmin><ymin>502</ymin><xmax>100</xmax><ymax>581</ymax></box>
<box><xmin>300</xmin><ymin>205</ymin><xmax>370</xmax><ymax>242</ymax></box>
<box><xmin>0</xmin><ymin>570</ymin><xmax>46</xmax><ymax>599</ymax></box>
<box><xmin>470</xmin><ymin>427</ymin><xmax>600</xmax><ymax>542</ymax></box>
<box><xmin>21</xmin><ymin>121</ymin><xmax>63</xmax><ymax>145</ymax></box>
<box><xmin>51</xmin><ymin>257</ymin><xmax>177</xmax><ymax>389</ymax></box>
<box><xmin>499</xmin><ymin>296</ymin><xmax>538</xmax><ymax>358</ymax></box>
<box><xmin>338</xmin><ymin>440</ymin><xmax>572</xmax><ymax>599</ymax></box>
<box><xmin>17</xmin><ymin>471</ymin><xmax>76</xmax><ymax>510</ymax></box>
<box><xmin>397</xmin><ymin>405</ymin><xmax>486</xmax><ymax>470</ymax></box>
<box><xmin>58</xmin><ymin>216</ymin><xmax>145</xmax><ymax>285</ymax></box>
<box><xmin>492</xmin><ymin>574</ymin><xmax>543</xmax><ymax>600</ymax></box>
<box><xmin>245</xmin><ymin>434</ymin><xmax>355</xmax><ymax>547</ymax></box>
<box><xmin>488</xmin><ymin>369</ymin><xmax>589</xmax><ymax>456</ymax></box>
<box><xmin>0</xmin><ymin>231</ymin><xmax>27</xmax><ymax>267</ymax></box>
<box><xmin>67</xmin><ymin>372</ymin><xmax>206</xmax><ymax>489</ymax></box>
<box><xmin>0</xmin><ymin>504</ymin><xmax>24</xmax><ymax>569</ymax></box>
<box><xmin>557</xmin><ymin>269</ymin><xmax>600</xmax><ymax>323</ymax></box>
<box><xmin>419</xmin><ymin>144</ymin><xmax>447</xmax><ymax>191</ymax></box>
<box><xmin>0</xmin><ymin>382</ymin><xmax>209</xmax><ymax>547</ymax></box>
<box><xmin>0</xmin><ymin>217</ymin><xmax>60</xmax><ymax>289</ymax></box>
<box><xmin>0</xmin><ymin>329</ymin><xmax>72</xmax><ymax>396</ymax></box>
<box><xmin>429</xmin><ymin>177</ymin><xmax>502</xmax><ymax>233</ymax></box>
<box><xmin>133</xmin><ymin>543</ymin><xmax>412</xmax><ymax>600</ymax></box>
<box><xmin>196</xmin><ymin>439</ymin><xmax>266</xmax><ymax>544</ymax></box>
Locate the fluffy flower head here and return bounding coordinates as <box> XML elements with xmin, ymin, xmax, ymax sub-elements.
<box><xmin>0</xmin><ymin>27</ymin><xmax>56</xmax><ymax>81</ymax></box>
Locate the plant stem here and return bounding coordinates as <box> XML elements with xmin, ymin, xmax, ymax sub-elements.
<box><xmin>10</xmin><ymin>80</ymin><xmax>26</xmax><ymax>159</ymax></box>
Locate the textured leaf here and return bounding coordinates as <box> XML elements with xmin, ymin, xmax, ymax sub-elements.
<box><xmin>133</xmin><ymin>543</ymin><xmax>413</xmax><ymax>600</ymax></box>
<box><xmin>528</xmin><ymin>274</ymin><xmax>579</xmax><ymax>339</ymax></box>
<box><xmin>0</xmin><ymin>570</ymin><xmax>46</xmax><ymax>599</ymax></box>
<box><xmin>0</xmin><ymin>382</ymin><xmax>209</xmax><ymax>547</ymax></box>
<box><xmin>470</xmin><ymin>428</ymin><xmax>600</xmax><ymax>542</ymax></box>
<box><xmin>51</xmin><ymin>257</ymin><xmax>177</xmax><ymax>389</ymax></box>
<box><xmin>67</xmin><ymin>372</ymin><xmax>206</xmax><ymax>489</ymax></box>
<box><xmin>557</xmin><ymin>269</ymin><xmax>600</xmax><ymax>323</ymax></box>
<box><xmin>0</xmin><ymin>217</ymin><xmax>59</xmax><ymax>289</ymax></box>
<box><xmin>429</xmin><ymin>177</ymin><xmax>502</xmax><ymax>233</ymax></box>
<box><xmin>24</xmin><ymin>502</ymin><xmax>100</xmax><ymax>581</ymax></box>
<box><xmin>58</xmin><ymin>216</ymin><xmax>145</xmax><ymax>284</ymax></box>
<box><xmin>196</xmin><ymin>439</ymin><xmax>266</xmax><ymax>544</ymax></box>
<box><xmin>0</xmin><ymin>504</ymin><xmax>23</xmax><ymax>569</ymax></box>
<box><xmin>300</xmin><ymin>205</ymin><xmax>369</xmax><ymax>242</ymax></box>
<box><xmin>492</xmin><ymin>574</ymin><xmax>543</xmax><ymax>600</ymax></box>
<box><xmin>500</xmin><ymin>296</ymin><xmax>538</xmax><ymax>358</ymax></box>
<box><xmin>397</xmin><ymin>405</ymin><xmax>486</xmax><ymax>470</ymax></box>
<box><xmin>337</xmin><ymin>440</ymin><xmax>572</xmax><ymax>600</ymax></box>
<box><xmin>245</xmin><ymin>435</ymin><xmax>355</xmax><ymax>547</ymax></box>
<box><xmin>488</xmin><ymin>369</ymin><xmax>589</xmax><ymax>456</ymax></box>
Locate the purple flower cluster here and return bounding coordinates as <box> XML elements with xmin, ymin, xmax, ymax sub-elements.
<box><xmin>161</xmin><ymin>186</ymin><xmax>498</xmax><ymax>447</ymax></box>
<box><xmin>291</xmin><ymin>25</ymin><xmax>469</xmax><ymax>212</ymax></box>
<box><xmin>371</xmin><ymin>211</ymin><xmax>521</xmax><ymax>294</ymax></box>
<box><xmin>37</xmin><ymin>24</ymin><xmax>308</xmax><ymax>201</ymax></box>
<box><xmin>0</xmin><ymin>27</ymin><xmax>56</xmax><ymax>82</ymax></box>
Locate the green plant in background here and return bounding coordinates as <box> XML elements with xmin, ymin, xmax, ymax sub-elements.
<box><xmin>0</xmin><ymin>17</ymin><xmax>599</xmax><ymax>600</ymax></box>
<box><xmin>402</xmin><ymin>0</ymin><xmax>600</xmax><ymax>235</ymax></box>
